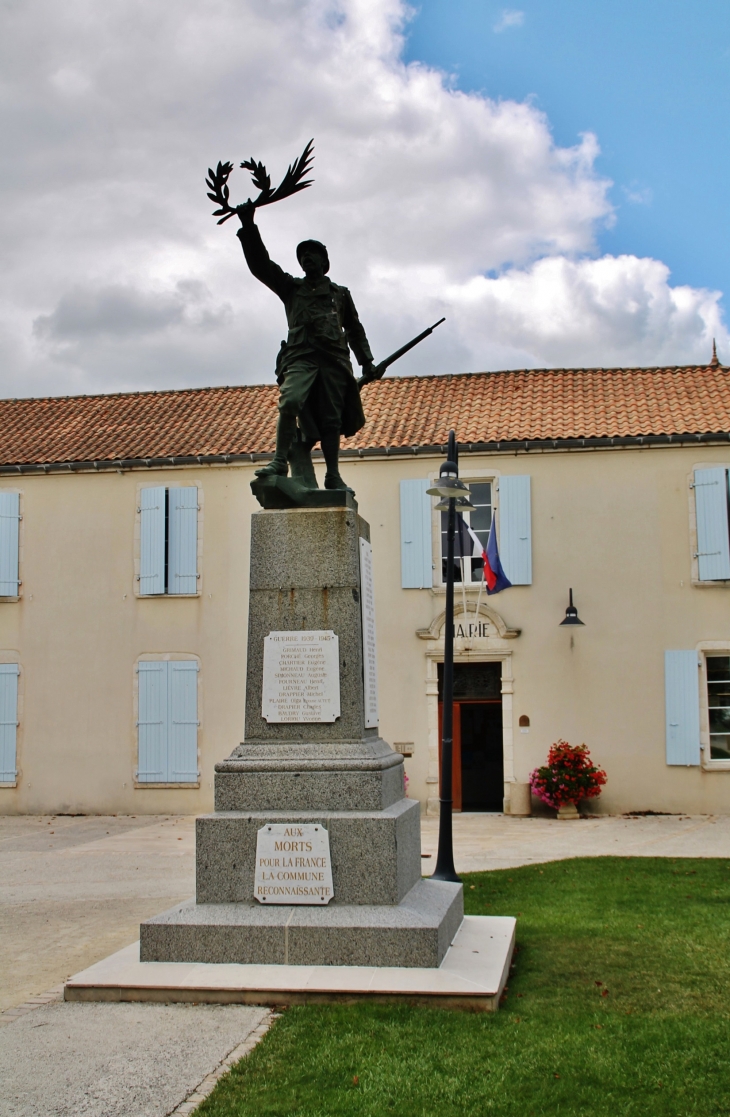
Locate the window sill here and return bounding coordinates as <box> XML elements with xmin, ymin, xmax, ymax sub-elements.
<box><xmin>135</xmin><ymin>593</ymin><xmax>200</xmax><ymax>599</ymax></box>
<box><xmin>0</xmin><ymin>781</ymin><xmax>17</xmax><ymax>788</ymax></box>
<box><xmin>134</xmin><ymin>781</ymin><xmax>201</xmax><ymax>789</ymax></box>
<box><xmin>692</xmin><ymin>579</ymin><xmax>730</xmax><ymax>588</ymax></box>
<box><xmin>430</xmin><ymin>585</ymin><xmax>490</xmax><ymax>596</ymax></box>
<box><xmin>0</xmin><ymin>596</ymin><xmax>21</xmax><ymax>603</ymax></box>
<box><xmin>702</xmin><ymin>760</ymin><xmax>730</xmax><ymax>772</ymax></box>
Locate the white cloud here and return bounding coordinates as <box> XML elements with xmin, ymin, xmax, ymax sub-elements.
<box><xmin>622</xmin><ymin>182</ymin><xmax>653</xmax><ymax>206</ymax></box>
<box><xmin>0</xmin><ymin>0</ymin><xmax>725</xmax><ymax>400</ymax></box>
<box><xmin>493</xmin><ymin>9</ymin><xmax>525</xmax><ymax>33</ymax></box>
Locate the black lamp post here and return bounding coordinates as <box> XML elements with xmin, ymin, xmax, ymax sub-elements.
<box><xmin>426</xmin><ymin>430</ymin><xmax>473</xmax><ymax>884</ymax></box>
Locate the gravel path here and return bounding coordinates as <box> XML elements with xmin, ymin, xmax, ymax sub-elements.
<box><xmin>0</xmin><ymin>1001</ymin><xmax>269</xmax><ymax>1117</ymax></box>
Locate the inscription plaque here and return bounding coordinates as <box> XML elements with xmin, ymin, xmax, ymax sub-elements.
<box><xmin>359</xmin><ymin>538</ymin><xmax>379</xmax><ymax>728</ymax></box>
<box><xmin>254</xmin><ymin>823</ymin><xmax>333</xmax><ymax>904</ymax></box>
<box><xmin>262</xmin><ymin>630</ymin><xmax>340</xmax><ymax>723</ymax></box>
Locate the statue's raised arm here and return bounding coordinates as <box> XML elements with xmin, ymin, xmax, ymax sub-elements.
<box><xmin>235</xmin><ymin>201</ymin><xmax>294</xmax><ymax>303</ymax></box>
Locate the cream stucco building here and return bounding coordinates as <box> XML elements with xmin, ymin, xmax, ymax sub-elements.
<box><xmin>1</xmin><ymin>363</ymin><xmax>729</xmax><ymax>818</ymax></box>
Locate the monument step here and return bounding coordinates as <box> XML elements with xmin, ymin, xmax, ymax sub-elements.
<box><xmin>214</xmin><ymin>758</ymin><xmax>404</xmax><ymax>812</ymax></box>
<box><xmin>196</xmin><ymin>799</ymin><xmax>421</xmax><ymax>906</ymax></box>
<box><xmin>140</xmin><ymin>879</ymin><xmax>464</xmax><ymax>969</ymax></box>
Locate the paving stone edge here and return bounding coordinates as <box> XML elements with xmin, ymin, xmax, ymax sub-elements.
<box><xmin>0</xmin><ymin>984</ymin><xmax>65</xmax><ymax>1025</ymax></box>
<box><xmin>167</xmin><ymin>1011</ymin><xmax>276</xmax><ymax>1116</ymax></box>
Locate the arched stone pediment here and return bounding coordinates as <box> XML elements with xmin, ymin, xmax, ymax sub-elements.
<box><xmin>416</xmin><ymin>600</ymin><xmax>520</xmax><ymax>642</ymax></box>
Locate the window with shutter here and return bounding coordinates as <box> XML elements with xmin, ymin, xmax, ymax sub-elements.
<box><xmin>664</xmin><ymin>650</ymin><xmax>701</xmax><ymax>765</ymax></box>
<box><xmin>499</xmin><ymin>475</ymin><xmax>532</xmax><ymax>585</ymax></box>
<box><xmin>694</xmin><ymin>467</ymin><xmax>730</xmax><ymax>581</ymax></box>
<box><xmin>168</xmin><ymin>661</ymin><xmax>199</xmax><ymax>780</ymax></box>
<box><xmin>0</xmin><ymin>492</ymin><xmax>20</xmax><ymax>597</ymax></box>
<box><xmin>139</xmin><ymin>486</ymin><xmax>199</xmax><ymax>595</ymax></box>
<box><xmin>139</xmin><ymin>487</ymin><xmax>166</xmax><ymax>595</ymax></box>
<box><xmin>400</xmin><ymin>479</ymin><xmax>432</xmax><ymax>589</ymax></box>
<box><xmin>137</xmin><ymin>659</ymin><xmax>199</xmax><ymax>784</ymax></box>
<box><xmin>137</xmin><ymin>661</ymin><xmax>168</xmax><ymax>781</ymax></box>
<box><xmin>168</xmin><ymin>488</ymin><xmax>199</xmax><ymax>594</ymax></box>
<box><xmin>0</xmin><ymin>664</ymin><xmax>19</xmax><ymax>783</ymax></box>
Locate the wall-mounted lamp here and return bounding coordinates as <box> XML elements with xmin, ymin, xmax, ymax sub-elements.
<box><xmin>559</xmin><ymin>588</ymin><xmax>585</xmax><ymax>626</ymax></box>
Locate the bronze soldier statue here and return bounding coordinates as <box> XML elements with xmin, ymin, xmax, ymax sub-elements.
<box><xmin>206</xmin><ymin>142</ymin><xmax>443</xmax><ymax>504</ymax></box>
<box><xmin>235</xmin><ymin>200</ymin><xmax>376</xmax><ymax>492</ymax></box>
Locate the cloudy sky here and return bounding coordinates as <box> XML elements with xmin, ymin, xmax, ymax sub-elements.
<box><xmin>1</xmin><ymin>0</ymin><xmax>728</xmax><ymax>399</ymax></box>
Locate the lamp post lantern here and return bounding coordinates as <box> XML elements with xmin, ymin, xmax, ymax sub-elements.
<box><xmin>559</xmin><ymin>588</ymin><xmax>585</xmax><ymax>626</ymax></box>
<box><xmin>426</xmin><ymin>430</ymin><xmax>473</xmax><ymax>884</ymax></box>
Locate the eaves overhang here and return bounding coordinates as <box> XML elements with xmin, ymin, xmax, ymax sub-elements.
<box><xmin>1</xmin><ymin>429</ymin><xmax>729</xmax><ymax>475</ymax></box>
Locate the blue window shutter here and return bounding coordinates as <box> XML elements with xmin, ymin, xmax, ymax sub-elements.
<box><xmin>139</xmin><ymin>487</ymin><xmax>166</xmax><ymax>595</ymax></box>
<box><xmin>664</xmin><ymin>650</ymin><xmax>701</xmax><ymax>765</ymax></box>
<box><xmin>137</xmin><ymin>661</ymin><xmax>168</xmax><ymax>781</ymax></box>
<box><xmin>168</xmin><ymin>487</ymin><xmax>198</xmax><ymax>594</ymax></box>
<box><xmin>499</xmin><ymin>475</ymin><xmax>532</xmax><ymax>585</ymax></box>
<box><xmin>168</xmin><ymin>661</ymin><xmax>199</xmax><ymax>782</ymax></box>
<box><xmin>0</xmin><ymin>664</ymin><xmax>19</xmax><ymax>782</ymax></box>
<box><xmin>0</xmin><ymin>492</ymin><xmax>20</xmax><ymax>596</ymax></box>
<box><xmin>400</xmin><ymin>479</ymin><xmax>432</xmax><ymax>588</ymax></box>
<box><xmin>694</xmin><ymin>467</ymin><xmax>730</xmax><ymax>581</ymax></box>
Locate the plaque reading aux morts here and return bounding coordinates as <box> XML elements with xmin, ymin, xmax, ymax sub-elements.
<box><xmin>254</xmin><ymin>823</ymin><xmax>334</xmax><ymax>904</ymax></box>
<box><xmin>262</xmin><ymin>630</ymin><xmax>340</xmax><ymax>723</ymax></box>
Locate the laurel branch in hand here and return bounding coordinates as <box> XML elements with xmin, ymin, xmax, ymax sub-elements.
<box><xmin>206</xmin><ymin>139</ymin><xmax>314</xmax><ymax>225</ymax></box>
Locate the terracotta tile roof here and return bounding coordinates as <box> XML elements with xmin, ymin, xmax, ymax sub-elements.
<box><xmin>1</xmin><ymin>366</ymin><xmax>729</xmax><ymax>467</ymax></box>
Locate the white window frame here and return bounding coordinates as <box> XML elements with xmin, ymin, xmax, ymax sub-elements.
<box><xmin>134</xmin><ymin>480</ymin><xmax>204</xmax><ymax>598</ymax></box>
<box><xmin>431</xmin><ymin>469</ymin><xmax>498</xmax><ymax>591</ymax></box>
<box><xmin>699</xmin><ymin>642</ymin><xmax>730</xmax><ymax>771</ymax></box>
<box><xmin>689</xmin><ymin>465</ymin><xmax>730</xmax><ymax>587</ymax></box>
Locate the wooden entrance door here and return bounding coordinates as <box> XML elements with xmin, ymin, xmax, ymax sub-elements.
<box><xmin>437</xmin><ymin>662</ymin><xmax>504</xmax><ymax>812</ymax></box>
<box><xmin>438</xmin><ymin>700</ymin><xmax>503</xmax><ymax>810</ymax></box>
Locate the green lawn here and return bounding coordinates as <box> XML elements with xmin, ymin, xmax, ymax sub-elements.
<box><xmin>197</xmin><ymin>857</ymin><xmax>730</xmax><ymax>1116</ymax></box>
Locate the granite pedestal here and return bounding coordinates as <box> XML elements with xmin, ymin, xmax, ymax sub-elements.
<box><xmin>141</xmin><ymin>498</ymin><xmax>464</xmax><ymax>969</ymax></box>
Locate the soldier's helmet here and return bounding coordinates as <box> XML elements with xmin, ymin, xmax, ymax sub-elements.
<box><xmin>296</xmin><ymin>240</ymin><xmax>330</xmax><ymax>274</ymax></box>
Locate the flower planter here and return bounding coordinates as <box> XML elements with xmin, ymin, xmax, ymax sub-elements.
<box><xmin>529</xmin><ymin>741</ymin><xmax>607</xmax><ymax>818</ymax></box>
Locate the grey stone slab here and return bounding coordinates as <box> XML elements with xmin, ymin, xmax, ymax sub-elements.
<box><xmin>244</xmin><ymin>507</ymin><xmax>372</xmax><ymax>742</ymax></box>
<box><xmin>249</xmin><ymin>506</ymin><xmax>369</xmax><ymax>590</ymax></box>
<box><xmin>221</xmin><ymin>738</ymin><xmax>401</xmax><ymax>763</ymax></box>
<box><xmin>140</xmin><ymin>879</ymin><xmax>464</xmax><ymax>969</ymax></box>
<box><xmin>196</xmin><ymin>799</ymin><xmax>421</xmax><ymax>906</ymax></box>
<box><xmin>213</xmin><ymin>755</ymin><xmax>405</xmax><ymax>812</ymax></box>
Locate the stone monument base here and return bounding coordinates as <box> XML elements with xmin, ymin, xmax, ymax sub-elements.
<box><xmin>140</xmin><ymin>879</ymin><xmax>463</xmax><ymax>969</ymax></box>
<box><xmin>66</xmin><ymin>915</ymin><xmax>516</xmax><ymax>1012</ymax></box>
<box><xmin>140</xmin><ymin>501</ymin><xmax>466</xmax><ymax>975</ymax></box>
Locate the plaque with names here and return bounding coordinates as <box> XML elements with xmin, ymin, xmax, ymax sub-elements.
<box><xmin>359</xmin><ymin>538</ymin><xmax>379</xmax><ymax>728</ymax></box>
<box><xmin>262</xmin><ymin>630</ymin><xmax>340</xmax><ymax>723</ymax></box>
<box><xmin>254</xmin><ymin>823</ymin><xmax>333</xmax><ymax>904</ymax></box>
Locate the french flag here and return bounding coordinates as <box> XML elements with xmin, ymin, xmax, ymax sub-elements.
<box><xmin>456</xmin><ymin>512</ymin><xmax>512</xmax><ymax>594</ymax></box>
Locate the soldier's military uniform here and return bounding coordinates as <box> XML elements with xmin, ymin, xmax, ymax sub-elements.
<box><xmin>237</xmin><ymin>218</ymin><xmax>374</xmax><ymax>484</ymax></box>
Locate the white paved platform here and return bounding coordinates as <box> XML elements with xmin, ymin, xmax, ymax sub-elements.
<box><xmin>65</xmin><ymin>914</ymin><xmax>515</xmax><ymax>1012</ymax></box>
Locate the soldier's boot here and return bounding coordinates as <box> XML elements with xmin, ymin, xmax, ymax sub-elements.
<box><xmin>288</xmin><ymin>431</ymin><xmax>319</xmax><ymax>489</ymax></box>
<box><xmin>321</xmin><ymin>433</ymin><xmax>354</xmax><ymax>493</ymax></box>
<box><xmin>254</xmin><ymin>412</ymin><xmax>297</xmax><ymax>477</ymax></box>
